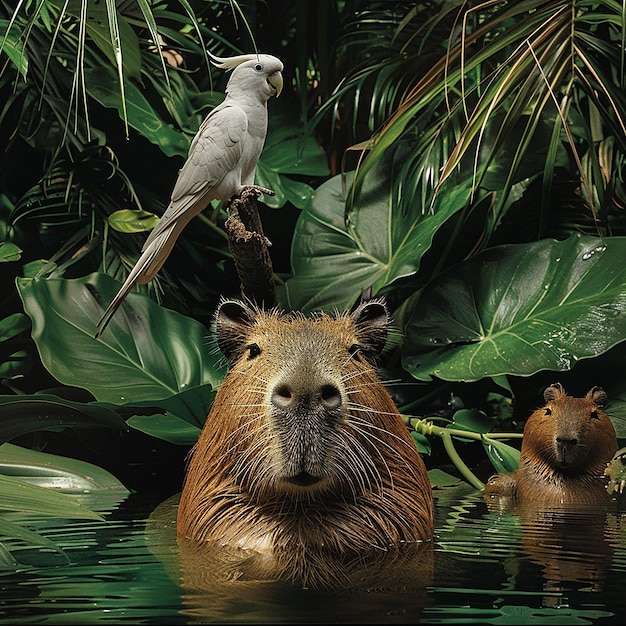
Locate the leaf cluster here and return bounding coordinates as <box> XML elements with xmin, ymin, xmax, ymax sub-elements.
<box><xmin>286</xmin><ymin>0</ymin><xmax>626</xmax><ymax>484</ymax></box>
<box><xmin>2</xmin><ymin>1</ymin><xmax>626</xmax><ymax>544</ymax></box>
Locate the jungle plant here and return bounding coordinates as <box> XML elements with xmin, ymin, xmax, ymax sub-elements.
<box><xmin>0</xmin><ymin>0</ymin><xmax>328</xmax><ymax>556</ymax></box>
<box><xmin>283</xmin><ymin>0</ymin><xmax>626</xmax><ymax>457</ymax></box>
<box><xmin>2</xmin><ymin>0</ymin><xmax>626</xmax><ymax>522</ymax></box>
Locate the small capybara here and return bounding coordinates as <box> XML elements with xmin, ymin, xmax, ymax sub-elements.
<box><xmin>484</xmin><ymin>382</ymin><xmax>618</xmax><ymax>506</ymax></box>
<box><xmin>176</xmin><ymin>298</ymin><xmax>434</xmax><ymax>589</ymax></box>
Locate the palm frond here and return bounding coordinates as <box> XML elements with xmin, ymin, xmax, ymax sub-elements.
<box><xmin>327</xmin><ymin>1</ymin><xmax>626</xmax><ymax>246</ymax></box>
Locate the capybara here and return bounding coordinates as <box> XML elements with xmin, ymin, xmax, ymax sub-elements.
<box><xmin>176</xmin><ymin>298</ymin><xmax>434</xmax><ymax>589</ymax></box>
<box><xmin>484</xmin><ymin>382</ymin><xmax>618</xmax><ymax>506</ymax></box>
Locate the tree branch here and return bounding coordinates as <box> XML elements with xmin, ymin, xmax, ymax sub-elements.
<box><xmin>224</xmin><ymin>188</ymin><xmax>277</xmax><ymax>308</ymax></box>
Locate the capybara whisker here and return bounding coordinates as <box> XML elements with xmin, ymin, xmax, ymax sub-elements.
<box><xmin>177</xmin><ymin>298</ymin><xmax>434</xmax><ymax>589</ymax></box>
<box><xmin>484</xmin><ymin>382</ymin><xmax>617</xmax><ymax>507</ymax></box>
<box><xmin>346</xmin><ymin>410</ymin><xmax>418</xmax><ymax>455</ymax></box>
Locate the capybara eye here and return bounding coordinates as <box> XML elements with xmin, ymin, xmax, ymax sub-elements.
<box><xmin>348</xmin><ymin>344</ymin><xmax>361</xmax><ymax>360</ymax></box>
<box><xmin>247</xmin><ymin>343</ymin><xmax>261</xmax><ymax>359</ymax></box>
<box><xmin>590</xmin><ymin>410</ymin><xmax>599</xmax><ymax>420</ymax></box>
<box><xmin>544</xmin><ymin>407</ymin><xmax>552</xmax><ymax>416</ymax></box>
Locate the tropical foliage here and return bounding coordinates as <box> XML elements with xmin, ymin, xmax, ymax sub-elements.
<box><xmin>1</xmin><ymin>0</ymin><xmax>626</xmax><ymax>559</ymax></box>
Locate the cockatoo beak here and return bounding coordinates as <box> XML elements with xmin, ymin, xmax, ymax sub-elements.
<box><xmin>268</xmin><ymin>71</ymin><xmax>283</xmax><ymax>97</ymax></box>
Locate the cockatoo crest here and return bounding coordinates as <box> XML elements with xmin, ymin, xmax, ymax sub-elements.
<box><xmin>208</xmin><ymin>51</ymin><xmax>283</xmax><ymax>98</ymax></box>
<box><xmin>208</xmin><ymin>52</ymin><xmax>265</xmax><ymax>71</ymax></box>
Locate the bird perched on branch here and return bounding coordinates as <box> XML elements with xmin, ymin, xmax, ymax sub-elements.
<box><xmin>95</xmin><ymin>52</ymin><xmax>284</xmax><ymax>338</ymax></box>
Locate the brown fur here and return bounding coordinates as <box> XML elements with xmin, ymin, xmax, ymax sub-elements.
<box><xmin>176</xmin><ymin>299</ymin><xmax>434</xmax><ymax>589</ymax></box>
<box><xmin>484</xmin><ymin>382</ymin><xmax>618</xmax><ymax>506</ymax></box>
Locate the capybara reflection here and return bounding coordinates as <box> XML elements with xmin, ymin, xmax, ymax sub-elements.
<box><xmin>176</xmin><ymin>299</ymin><xmax>434</xmax><ymax>589</ymax></box>
<box><xmin>485</xmin><ymin>382</ymin><xmax>618</xmax><ymax>506</ymax></box>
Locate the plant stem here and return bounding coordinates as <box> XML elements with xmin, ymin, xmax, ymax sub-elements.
<box><xmin>406</xmin><ymin>417</ymin><xmax>523</xmax><ymax>491</ymax></box>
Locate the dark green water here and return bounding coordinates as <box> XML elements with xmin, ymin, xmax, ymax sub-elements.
<box><xmin>1</xmin><ymin>484</ymin><xmax>626</xmax><ymax>624</ymax></box>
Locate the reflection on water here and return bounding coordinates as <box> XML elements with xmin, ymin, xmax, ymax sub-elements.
<box><xmin>1</xmin><ymin>484</ymin><xmax>626</xmax><ymax>624</ymax></box>
<box><xmin>147</xmin><ymin>494</ymin><xmax>434</xmax><ymax>623</ymax></box>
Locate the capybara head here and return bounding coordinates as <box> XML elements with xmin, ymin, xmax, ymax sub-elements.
<box><xmin>176</xmin><ymin>298</ymin><xmax>434</xmax><ymax>588</ymax></box>
<box><xmin>521</xmin><ymin>383</ymin><xmax>617</xmax><ymax>476</ymax></box>
<box><xmin>485</xmin><ymin>382</ymin><xmax>618</xmax><ymax>506</ymax></box>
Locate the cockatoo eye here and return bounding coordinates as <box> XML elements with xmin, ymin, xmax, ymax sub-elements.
<box><xmin>254</xmin><ymin>63</ymin><xmax>263</xmax><ymax>71</ymax></box>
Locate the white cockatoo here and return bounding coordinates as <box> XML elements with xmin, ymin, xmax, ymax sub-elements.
<box><xmin>96</xmin><ymin>52</ymin><xmax>284</xmax><ymax>338</ymax></box>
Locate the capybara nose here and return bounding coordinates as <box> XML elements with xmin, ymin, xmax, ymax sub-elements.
<box><xmin>320</xmin><ymin>384</ymin><xmax>342</xmax><ymax>410</ymax></box>
<box><xmin>271</xmin><ymin>383</ymin><xmax>342</xmax><ymax>411</ymax></box>
<box><xmin>556</xmin><ymin>436</ymin><xmax>578</xmax><ymax>447</ymax></box>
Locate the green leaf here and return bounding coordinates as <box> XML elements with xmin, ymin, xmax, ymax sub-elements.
<box><xmin>50</xmin><ymin>0</ymin><xmax>142</xmax><ymax>79</ymax></box>
<box><xmin>127</xmin><ymin>412</ymin><xmax>201</xmax><ymax>445</ymax></box>
<box><xmin>403</xmin><ymin>234</ymin><xmax>626</xmax><ymax>381</ymax></box>
<box><xmin>283</xmin><ymin>149</ymin><xmax>474</xmax><ymax>313</ymax></box>
<box><xmin>85</xmin><ymin>68</ymin><xmax>189</xmax><ymax>158</ymax></box>
<box><xmin>481</xmin><ymin>435</ymin><xmax>520</xmax><ymax>473</ymax></box>
<box><xmin>262</xmin><ymin>122</ymin><xmax>329</xmax><ymax>177</ymax></box>
<box><xmin>274</xmin><ymin>175</ymin><xmax>317</xmax><ymax>209</ymax></box>
<box><xmin>0</xmin><ymin>19</ymin><xmax>28</xmax><ymax>78</ymax></box>
<box><xmin>0</xmin><ymin>473</ymin><xmax>103</xmax><ymax>520</ymax></box>
<box><xmin>452</xmin><ymin>409</ymin><xmax>494</xmax><ymax>435</ymax></box>
<box><xmin>16</xmin><ymin>273</ymin><xmax>224</xmax><ymax>404</ymax></box>
<box><xmin>254</xmin><ymin>110</ymin><xmax>329</xmax><ymax>209</ymax></box>
<box><xmin>0</xmin><ymin>241</ymin><xmax>21</xmax><ymax>262</ymax></box>
<box><xmin>128</xmin><ymin>384</ymin><xmax>216</xmax><ymax>428</ymax></box>
<box><xmin>107</xmin><ymin>209</ymin><xmax>160</xmax><ymax>233</ymax></box>
<box><xmin>0</xmin><ymin>395</ymin><xmax>127</xmax><ymax>445</ymax></box>
<box><xmin>122</xmin><ymin>383</ymin><xmax>217</xmax><ymax>444</ymax></box>
<box><xmin>22</xmin><ymin>259</ymin><xmax>50</xmax><ymax>278</ymax></box>
<box><xmin>254</xmin><ymin>161</ymin><xmax>285</xmax><ymax>207</ymax></box>
<box><xmin>0</xmin><ymin>443</ymin><xmax>128</xmax><ymax>494</ymax></box>
<box><xmin>0</xmin><ymin>313</ymin><xmax>30</xmax><ymax>342</ymax></box>
<box><xmin>0</xmin><ymin>350</ymin><xmax>30</xmax><ymax>379</ymax></box>
<box><xmin>427</xmin><ymin>468</ymin><xmax>464</xmax><ymax>488</ymax></box>
<box><xmin>411</xmin><ymin>430</ymin><xmax>431</xmax><ymax>455</ymax></box>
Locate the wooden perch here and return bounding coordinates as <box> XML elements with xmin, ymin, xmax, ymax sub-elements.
<box><xmin>224</xmin><ymin>188</ymin><xmax>278</xmax><ymax>308</ymax></box>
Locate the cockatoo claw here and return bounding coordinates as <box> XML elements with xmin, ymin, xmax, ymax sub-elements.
<box><xmin>241</xmin><ymin>185</ymin><xmax>275</xmax><ymax>199</ymax></box>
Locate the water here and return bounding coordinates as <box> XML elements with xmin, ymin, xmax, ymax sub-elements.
<box><xmin>1</xmin><ymin>483</ymin><xmax>626</xmax><ymax>624</ymax></box>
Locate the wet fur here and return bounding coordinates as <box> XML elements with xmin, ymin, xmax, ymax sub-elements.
<box><xmin>176</xmin><ymin>299</ymin><xmax>433</xmax><ymax>588</ymax></box>
<box><xmin>484</xmin><ymin>382</ymin><xmax>618</xmax><ymax>506</ymax></box>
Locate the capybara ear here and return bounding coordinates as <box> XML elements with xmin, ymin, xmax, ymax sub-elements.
<box><xmin>350</xmin><ymin>299</ymin><xmax>389</xmax><ymax>356</ymax></box>
<box><xmin>543</xmin><ymin>382</ymin><xmax>566</xmax><ymax>403</ymax></box>
<box><xmin>587</xmin><ymin>386</ymin><xmax>608</xmax><ymax>408</ymax></box>
<box><xmin>215</xmin><ymin>299</ymin><xmax>256</xmax><ymax>361</ymax></box>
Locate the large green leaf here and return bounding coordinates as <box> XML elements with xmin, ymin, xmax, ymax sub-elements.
<box><xmin>0</xmin><ymin>394</ymin><xmax>127</xmax><ymax>445</ymax></box>
<box><xmin>255</xmin><ymin>161</ymin><xmax>318</xmax><ymax>210</ymax></box>
<box><xmin>0</xmin><ymin>473</ymin><xmax>104</xmax><ymax>520</ymax></box>
<box><xmin>0</xmin><ymin>443</ymin><xmax>129</xmax><ymax>570</ymax></box>
<box><xmin>123</xmin><ymin>383</ymin><xmax>218</xmax><ymax>444</ymax></box>
<box><xmin>402</xmin><ymin>234</ymin><xmax>626</xmax><ymax>382</ymax></box>
<box><xmin>262</xmin><ymin>125</ymin><xmax>330</xmax><ymax>177</ymax></box>
<box><xmin>255</xmin><ymin>111</ymin><xmax>330</xmax><ymax>209</ymax></box>
<box><xmin>16</xmin><ymin>273</ymin><xmax>224</xmax><ymax>404</ymax></box>
<box><xmin>0</xmin><ymin>443</ymin><xmax>128</xmax><ymax>494</ymax></box>
<box><xmin>126</xmin><ymin>412</ymin><xmax>201</xmax><ymax>445</ymax></box>
<box><xmin>86</xmin><ymin>68</ymin><xmax>189</xmax><ymax>158</ymax></box>
<box><xmin>283</xmin><ymin>151</ymin><xmax>474</xmax><ymax>313</ymax></box>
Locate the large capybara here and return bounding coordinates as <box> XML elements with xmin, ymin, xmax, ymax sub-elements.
<box><xmin>484</xmin><ymin>382</ymin><xmax>618</xmax><ymax>507</ymax></box>
<box><xmin>175</xmin><ymin>298</ymin><xmax>434</xmax><ymax>590</ymax></box>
